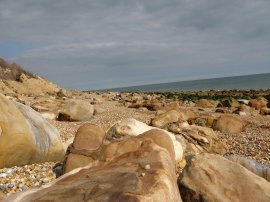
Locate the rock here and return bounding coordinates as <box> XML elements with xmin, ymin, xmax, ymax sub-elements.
<box><xmin>57</xmin><ymin>99</ymin><xmax>94</xmax><ymax>122</ymax></box>
<box><xmin>6</xmin><ymin>130</ymin><xmax>182</xmax><ymax>202</ymax></box>
<box><xmin>179</xmin><ymin>153</ymin><xmax>270</xmax><ymax>202</ymax></box>
<box><xmin>238</xmin><ymin>99</ymin><xmax>250</xmax><ymax>105</ymax></box>
<box><xmin>180</xmin><ymin>125</ymin><xmax>227</xmax><ymax>155</ymax></box>
<box><xmin>220</xmin><ymin>98</ymin><xmax>240</xmax><ymax>108</ymax></box>
<box><xmin>213</xmin><ymin>114</ymin><xmax>245</xmax><ymax>134</ymax></box>
<box><xmin>64</xmin><ymin>124</ymin><xmax>105</xmax><ymax>173</ymax></box>
<box><xmin>151</xmin><ymin>110</ymin><xmax>181</xmax><ymax>129</ymax></box>
<box><xmin>249</xmin><ymin>97</ymin><xmax>268</xmax><ymax>109</ymax></box>
<box><xmin>57</xmin><ymin>89</ymin><xmax>68</xmax><ymax>98</ymax></box>
<box><xmin>215</xmin><ymin>108</ymin><xmax>230</xmax><ymax>113</ymax></box>
<box><xmin>260</xmin><ymin>107</ymin><xmax>270</xmax><ymax>115</ymax></box>
<box><xmin>40</xmin><ymin>112</ymin><xmax>57</xmax><ymax>120</ymax></box>
<box><xmin>0</xmin><ymin>94</ymin><xmax>64</xmax><ymax>168</ymax></box>
<box><xmin>196</xmin><ymin>99</ymin><xmax>217</xmax><ymax>108</ymax></box>
<box><xmin>93</xmin><ymin>106</ymin><xmax>106</xmax><ymax>115</ymax></box>
<box><xmin>227</xmin><ymin>155</ymin><xmax>270</xmax><ymax>182</ymax></box>
<box><xmin>106</xmin><ymin>118</ymin><xmax>183</xmax><ymax>162</ymax></box>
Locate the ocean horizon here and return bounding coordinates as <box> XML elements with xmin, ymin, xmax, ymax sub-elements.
<box><xmin>97</xmin><ymin>73</ymin><xmax>270</xmax><ymax>92</ymax></box>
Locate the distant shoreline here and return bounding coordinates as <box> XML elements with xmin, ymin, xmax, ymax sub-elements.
<box><xmin>93</xmin><ymin>73</ymin><xmax>270</xmax><ymax>92</ymax></box>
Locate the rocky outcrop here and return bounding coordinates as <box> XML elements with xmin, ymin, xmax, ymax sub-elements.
<box><xmin>213</xmin><ymin>114</ymin><xmax>245</xmax><ymax>134</ymax></box>
<box><xmin>106</xmin><ymin>118</ymin><xmax>183</xmax><ymax>161</ymax></box>
<box><xmin>179</xmin><ymin>153</ymin><xmax>270</xmax><ymax>202</ymax></box>
<box><xmin>0</xmin><ymin>94</ymin><xmax>64</xmax><ymax>168</ymax></box>
<box><xmin>57</xmin><ymin>99</ymin><xmax>94</xmax><ymax>122</ymax></box>
<box><xmin>227</xmin><ymin>155</ymin><xmax>270</xmax><ymax>182</ymax></box>
<box><xmin>6</xmin><ymin>129</ymin><xmax>182</xmax><ymax>202</ymax></box>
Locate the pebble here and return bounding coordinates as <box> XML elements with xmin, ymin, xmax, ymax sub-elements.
<box><xmin>0</xmin><ymin>162</ymin><xmax>55</xmax><ymax>194</ymax></box>
<box><xmin>144</xmin><ymin>164</ymin><xmax>151</xmax><ymax>170</ymax></box>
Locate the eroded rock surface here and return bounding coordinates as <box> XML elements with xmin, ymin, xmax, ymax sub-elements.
<box><xmin>179</xmin><ymin>153</ymin><xmax>270</xmax><ymax>202</ymax></box>
<box><xmin>6</xmin><ymin>129</ymin><xmax>182</xmax><ymax>202</ymax></box>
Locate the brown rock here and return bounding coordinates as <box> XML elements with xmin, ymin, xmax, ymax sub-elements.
<box><xmin>73</xmin><ymin>124</ymin><xmax>105</xmax><ymax>151</ymax></box>
<box><xmin>58</xmin><ymin>99</ymin><xmax>94</xmax><ymax>122</ymax></box>
<box><xmin>260</xmin><ymin>107</ymin><xmax>270</xmax><ymax>115</ymax></box>
<box><xmin>220</xmin><ymin>98</ymin><xmax>240</xmax><ymax>108</ymax></box>
<box><xmin>196</xmin><ymin>99</ymin><xmax>217</xmax><ymax>108</ymax></box>
<box><xmin>64</xmin><ymin>124</ymin><xmax>105</xmax><ymax>173</ymax></box>
<box><xmin>213</xmin><ymin>114</ymin><xmax>245</xmax><ymax>134</ymax></box>
<box><xmin>249</xmin><ymin>97</ymin><xmax>268</xmax><ymax>109</ymax></box>
<box><xmin>151</xmin><ymin>110</ymin><xmax>181</xmax><ymax>129</ymax></box>
<box><xmin>6</xmin><ymin>130</ymin><xmax>182</xmax><ymax>202</ymax></box>
<box><xmin>181</xmin><ymin>125</ymin><xmax>227</xmax><ymax>155</ymax></box>
<box><xmin>179</xmin><ymin>153</ymin><xmax>270</xmax><ymax>202</ymax></box>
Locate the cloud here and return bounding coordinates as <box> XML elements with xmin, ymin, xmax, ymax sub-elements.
<box><xmin>0</xmin><ymin>0</ymin><xmax>270</xmax><ymax>90</ymax></box>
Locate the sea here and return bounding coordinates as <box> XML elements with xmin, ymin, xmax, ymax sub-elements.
<box><xmin>101</xmin><ymin>73</ymin><xmax>270</xmax><ymax>92</ymax></box>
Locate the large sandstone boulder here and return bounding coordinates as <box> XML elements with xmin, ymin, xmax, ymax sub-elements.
<box><xmin>106</xmin><ymin>118</ymin><xmax>183</xmax><ymax>162</ymax></box>
<box><xmin>64</xmin><ymin>124</ymin><xmax>105</xmax><ymax>173</ymax></box>
<box><xmin>0</xmin><ymin>94</ymin><xmax>64</xmax><ymax>168</ymax></box>
<box><xmin>57</xmin><ymin>99</ymin><xmax>94</xmax><ymax>122</ymax></box>
<box><xmin>179</xmin><ymin>153</ymin><xmax>270</xmax><ymax>202</ymax></box>
<box><xmin>227</xmin><ymin>155</ymin><xmax>270</xmax><ymax>182</ymax></box>
<box><xmin>151</xmin><ymin>110</ymin><xmax>181</xmax><ymax>129</ymax></box>
<box><xmin>213</xmin><ymin>114</ymin><xmax>245</xmax><ymax>134</ymax></box>
<box><xmin>196</xmin><ymin>99</ymin><xmax>217</xmax><ymax>108</ymax></box>
<box><xmin>6</xmin><ymin>130</ymin><xmax>182</xmax><ymax>202</ymax></box>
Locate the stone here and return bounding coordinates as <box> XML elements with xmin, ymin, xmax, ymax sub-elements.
<box><xmin>213</xmin><ymin>114</ymin><xmax>245</xmax><ymax>134</ymax></box>
<box><xmin>179</xmin><ymin>153</ymin><xmax>270</xmax><ymax>202</ymax></box>
<box><xmin>260</xmin><ymin>107</ymin><xmax>270</xmax><ymax>115</ymax></box>
<box><xmin>0</xmin><ymin>94</ymin><xmax>64</xmax><ymax>168</ymax></box>
<box><xmin>64</xmin><ymin>124</ymin><xmax>105</xmax><ymax>173</ymax></box>
<box><xmin>6</xmin><ymin>130</ymin><xmax>182</xmax><ymax>202</ymax></box>
<box><xmin>220</xmin><ymin>98</ymin><xmax>240</xmax><ymax>108</ymax></box>
<box><xmin>151</xmin><ymin>110</ymin><xmax>181</xmax><ymax>129</ymax></box>
<box><xmin>106</xmin><ymin>118</ymin><xmax>183</xmax><ymax>162</ymax></box>
<box><xmin>227</xmin><ymin>155</ymin><xmax>270</xmax><ymax>182</ymax></box>
<box><xmin>196</xmin><ymin>99</ymin><xmax>217</xmax><ymax>108</ymax></box>
<box><xmin>40</xmin><ymin>112</ymin><xmax>56</xmax><ymax>120</ymax></box>
<box><xmin>180</xmin><ymin>125</ymin><xmax>227</xmax><ymax>155</ymax></box>
<box><xmin>57</xmin><ymin>99</ymin><xmax>94</xmax><ymax>122</ymax></box>
<box><xmin>249</xmin><ymin>97</ymin><xmax>268</xmax><ymax>109</ymax></box>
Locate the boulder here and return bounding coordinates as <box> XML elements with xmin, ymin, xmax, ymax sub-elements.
<box><xmin>6</xmin><ymin>130</ymin><xmax>182</xmax><ymax>202</ymax></box>
<box><xmin>181</xmin><ymin>125</ymin><xmax>227</xmax><ymax>155</ymax></box>
<box><xmin>227</xmin><ymin>155</ymin><xmax>270</xmax><ymax>182</ymax></box>
<box><xmin>260</xmin><ymin>107</ymin><xmax>270</xmax><ymax>115</ymax></box>
<box><xmin>93</xmin><ymin>106</ymin><xmax>106</xmax><ymax>115</ymax></box>
<box><xmin>179</xmin><ymin>153</ymin><xmax>270</xmax><ymax>202</ymax></box>
<box><xmin>0</xmin><ymin>94</ymin><xmax>64</xmax><ymax>168</ymax></box>
<box><xmin>213</xmin><ymin>114</ymin><xmax>245</xmax><ymax>134</ymax></box>
<box><xmin>151</xmin><ymin>110</ymin><xmax>181</xmax><ymax>129</ymax></box>
<box><xmin>196</xmin><ymin>99</ymin><xmax>217</xmax><ymax>108</ymax></box>
<box><xmin>106</xmin><ymin>118</ymin><xmax>183</xmax><ymax>162</ymax></box>
<box><xmin>64</xmin><ymin>124</ymin><xmax>105</xmax><ymax>173</ymax></box>
<box><xmin>57</xmin><ymin>99</ymin><xmax>94</xmax><ymax>122</ymax></box>
<box><xmin>249</xmin><ymin>97</ymin><xmax>268</xmax><ymax>109</ymax></box>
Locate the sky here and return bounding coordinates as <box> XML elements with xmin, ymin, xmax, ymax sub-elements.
<box><xmin>0</xmin><ymin>0</ymin><xmax>270</xmax><ymax>90</ymax></box>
